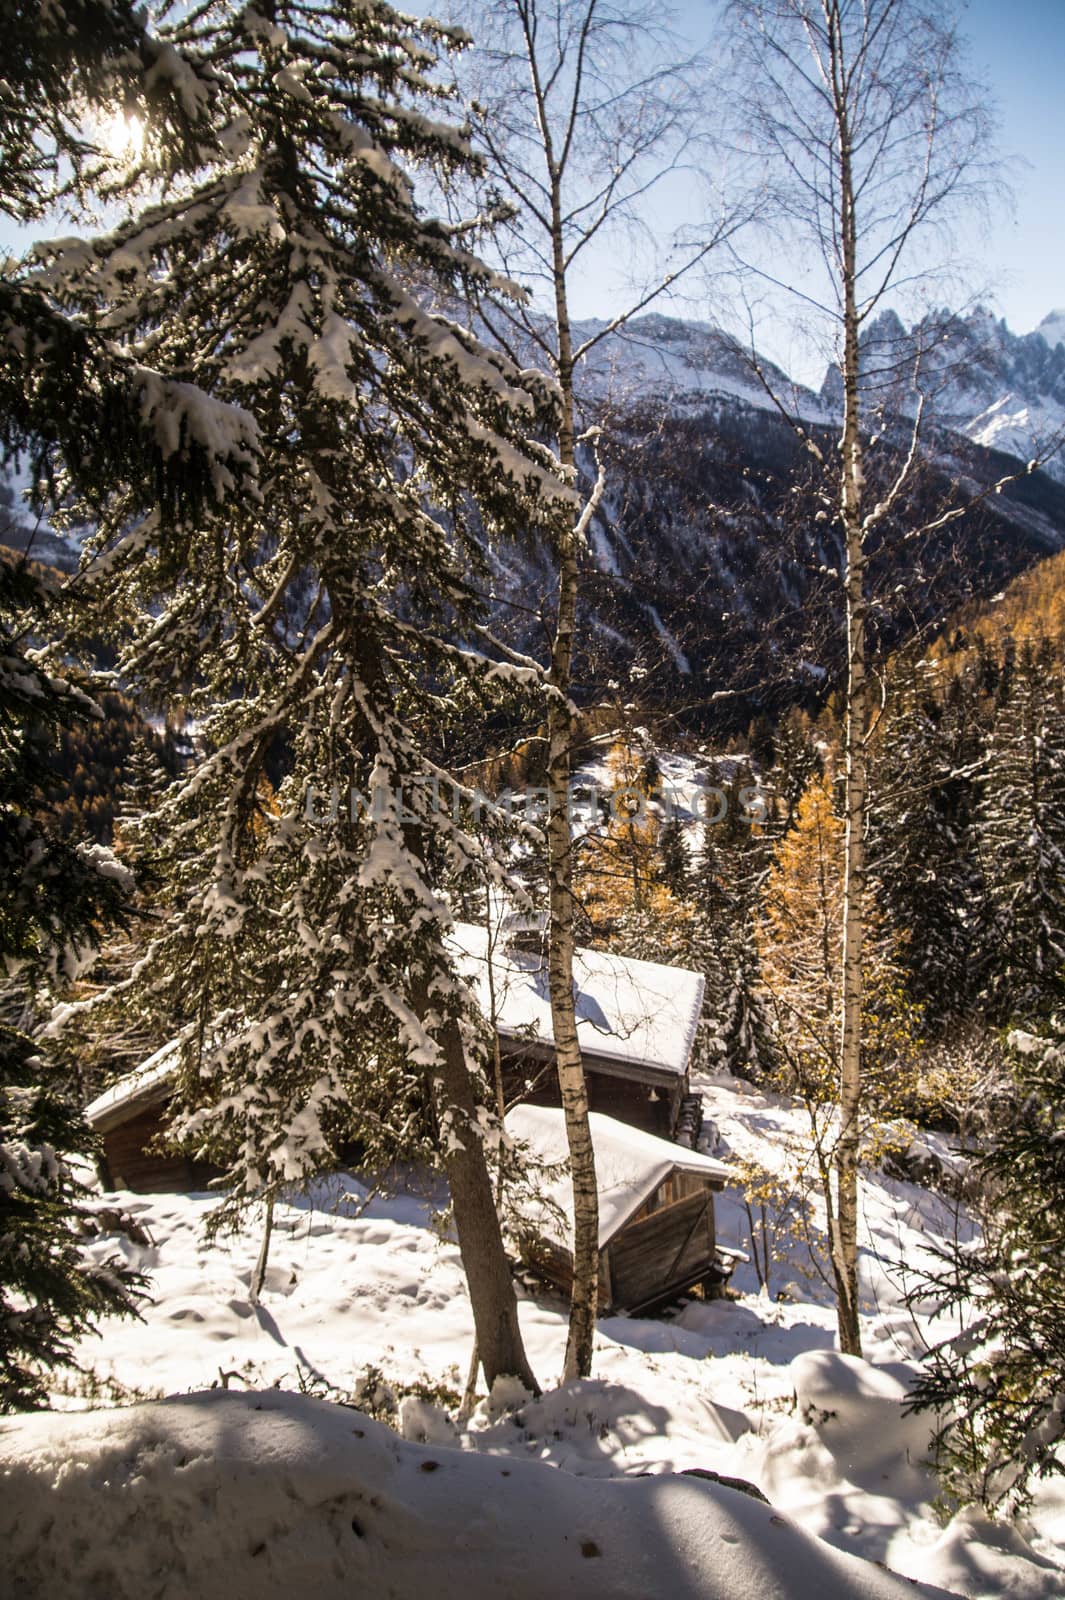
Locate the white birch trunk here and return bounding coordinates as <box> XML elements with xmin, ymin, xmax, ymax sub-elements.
<box><xmin>546</xmin><ymin>153</ymin><xmax>599</xmax><ymax>1383</ymax></box>
<box><xmin>831</xmin><ymin>0</ymin><xmax>865</xmax><ymax>1358</ymax></box>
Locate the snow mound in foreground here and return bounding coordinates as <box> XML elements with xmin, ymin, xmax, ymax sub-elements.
<box><xmin>0</xmin><ymin>1388</ymin><xmax>960</xmax><ymax>1600</ymax></box>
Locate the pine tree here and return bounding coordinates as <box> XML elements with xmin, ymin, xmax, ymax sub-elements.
<box><xmin>869</xmin><ymin>662</ymin><xmax>985</xmax><ymax>1032</ymax></box>
<box><xmin>909</xmin><ymin>1017</ymin><xmax>1065</xmax><ymax>1512</ymax></box>
<box><xmin>113</xmin><ymin>735</ymin><xmax>172</xmax><ymax>856</ymax></box>
<box><xmin>657</xmin><ymin>814</ymin><xmax>691</xmax><ymax>899</ymax></box>
<box><xmin>764</xmin><ymin>708</ymin><xmax>824</xmax><ymax>840</ymax></box>
<box><xmin>0</xmin><ymin>10</ymin><xmax>252</xmax><ymax>1408</ymax></box>
<box><xmin>688</xmin><ymin>763</ymin><xmax>776</xmax><ymax>1081</ymax></box>
<box><xmin>56</xmin><ymin>728</ymin><xmax>179</xmax><ymax>1101</ymax></box>
<box><xmin>0</xmin><ymin>557</ymin><xmax>140</xmax><ymax>1410</ymax></box>
<box><xmin>43</xmin><ymin>0</ymin><xmax>571</xmax><ymax>1390</ymax></box>
<box><xmin>973</xmin><ymin>640</ymin><xmax>1065</xmax><ymax>1023</ymax></box>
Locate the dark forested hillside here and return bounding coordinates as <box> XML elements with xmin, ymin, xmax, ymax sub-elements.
<box><xmin>475</xmin><ymin>373</ymin><xmax>1065</xmax><ymax>734</ymax></box>
<box><xmin>6</xmin><ymin>309</ymin><xmax>1065</xmax><ymax>752</ymax></box>
<box><xmin>581</xmin><ymin>400</ymin><xmax>1065</xmax><ymax>719</ymax></box>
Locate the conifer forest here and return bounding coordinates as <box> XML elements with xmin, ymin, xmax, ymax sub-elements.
<box><xmin>2</xmin><ymin>3</ymin><xmax>1064</xmax><ymax>1596</ymax></box>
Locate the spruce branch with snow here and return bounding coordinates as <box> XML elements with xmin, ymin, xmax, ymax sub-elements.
<box><xmin>50</xmin><ymin>0</ymin><xmax>573</xmax><ymax>1391</ymax></box>
<box><xmin>908</xmin><ymin>1017</ymin><xmax>1065</xmax><ymax>1514</ymax></box>
<box><xmin>0</xmin><ymin>556</ymin><xmax>141</xmax><ymax>1412</ymax></box>
<box><xmin>971</xmin><ymin>640</ymin><xmax>1065</xmax><ymax>1023</ymax></box>
<box><xmin>867</xmin><ymin>660</ymin><xmax>986</xmax><ymax>1033</ymax></box>
<box><xmin>0</xmin><ymin>1</ymin><xmax>260</xmax><ymax>527</ymax></box>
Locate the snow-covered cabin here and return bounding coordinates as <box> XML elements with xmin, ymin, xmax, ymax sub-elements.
<box><xmin>86</xmin><ymin>927</ymin><xmax>707</xmax><ymax>1192</ymax></box>
<box><xmin>85</xmin><ymin>1042</ymin><xmax>219</xmax><ymax>1194</ymax></box>
<box><xmin>450</xmin><ymin>921</ymin><xmax>705</xmax><ymax>1142</ymax></box>
<box><xmin>506</xmin><ymin>1105</ymin><xmax>734</xmax><ymax>1313</ymax></box>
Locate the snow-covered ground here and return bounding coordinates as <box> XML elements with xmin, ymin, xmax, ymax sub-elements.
<box><xmin>0</xmin><ymin>1388</ymin><xmax>960</xmax><ymax>1600</ymax></box>
<box><xmin>5</xmin><ymin>1074</ymin><xmax>1064</xmax><ymax>1598</ymax></box>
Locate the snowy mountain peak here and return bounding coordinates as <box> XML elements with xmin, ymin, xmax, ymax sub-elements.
<box><xmin>930</xmin><ymin>306</ymin><xmax>1065</xmax><ymax>475</ymax></box>
<box><xmin>825</xmin><ymin>303</ymin><xmax>1065</xmax><ymax>482</ymax></box>
<box><xmin>568</xmin><ymin>312</ymin><xmax>826</xmax><ymax>423</ymax></box>
<box><xmin>863</xmin><ymin>306</ymin><xmax>908</xmax><ymax>343</ymax></box>
<box><xmin>1036</xmin><ymin>309</ymin><xmax>1065</xmax><ymax>352</ymax></box>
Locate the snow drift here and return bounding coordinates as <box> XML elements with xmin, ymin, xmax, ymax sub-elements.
<box><xmin>0</xmin><ymin>1387</ymin><xmax>960</xmax><ymax>1600</ymax></box>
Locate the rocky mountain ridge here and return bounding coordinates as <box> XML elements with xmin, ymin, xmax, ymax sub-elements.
<box><xmin>5</xmin><ymin>303</ymin><xmax>1065</xmax><ymax>732</ymax></box>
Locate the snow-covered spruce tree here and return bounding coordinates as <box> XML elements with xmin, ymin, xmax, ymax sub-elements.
<box><xmin>691</xmin><ymin>775</ymin><xmax>776</xmax><ymax>1082</ymax></box>
<box><xmin>41</xmin><ymin>0</ymin><xmax>572</xmax><ymax>1391</ymax></box>
<box><xmin>0</xmin><ymin>556</ymin><xmax>141</xmax><ymax>1411</ymax></box>
<box><xmin>49</xmin><ymin>726</ymin><xmax>178</xmax><ymax>1107</ymax></box>
<box><xmin>0</xmin><ymin>0</ymin><xmax>259</xmax><ymax>521</ymax></box>
<box><xmin>763</xmin><ymin>709</ymin><xmax>824</xmax><ymax>841</ymax></box>
<box><xmin>0</xmin><ymin>9</ymin><xmax>243</xmax><ymax>1414</ymax></box>
<box><xmin>868</xmin><ymin>662</ymin><xmax>985</xmax><ymax>1034</ymax></box>
<box><xmin>972</xmin><ymin>640</ymin><xmax>1065</xmax><ymax>1025</ymax></box>
<box><xmin>0</xmin><ymin>5</ymin><xmax>259</xmax><ymax>1409</ymax></box>
<box><xmin>657</xmin><ymin>814</ymin><xmax>691</xmax><ymax>900</ymax></box>
<box><xmin>908</xmin><ymin>1017</ymin><xmax>1065</xmax><ymax>1513</ymax></box>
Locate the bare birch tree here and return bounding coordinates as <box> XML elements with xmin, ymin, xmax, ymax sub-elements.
<box><xmin>446</xmin><ymin>0</ymin><xmax>739</xmax><ymax>1380</ymax></box>
<box><xmin>722</xmin><ymin>0</ymin><xmax>995</xmax><ymax>1355</ymax></box>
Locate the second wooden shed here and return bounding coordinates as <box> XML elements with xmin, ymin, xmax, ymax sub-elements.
<box><xmin>505</xmin><ymin>1104</ymin><xmax>735</xmax><ymax>1314</ymax></box>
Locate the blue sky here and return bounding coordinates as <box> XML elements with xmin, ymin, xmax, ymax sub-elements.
<box><xmin>559</xmin><ymin>0</ymin><xmax>1065</xmax><ymax>375</ymax></box>
<box><xmin>5</xmin><ymin>2</ymin><xmax>1061</xmax><ymax>371</ymax></box>
<box><xmin>960</xmin><ymin>0</ymin><xmax>1065</xmax><ymax>334</ymax></box>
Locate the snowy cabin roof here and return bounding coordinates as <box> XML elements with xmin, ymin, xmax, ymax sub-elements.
<box><xmin>506</xmin><ymin>1105</ymin><xmax>732</xmax><ymax>1249</ymax></box>
<box><xmin>85</xmin><ymin>1040</ymin><xmax>180</xmax><ymax>1132</ymax></box>
<box><xmin>86</xmin><ymin>928</ymin><xmax>705</xmax><ymax>1134</ymax></box>
<box><xmin>449</xmin><ymin>922</ymin><xmax>704</xmax><ymax>1081</ymax></box>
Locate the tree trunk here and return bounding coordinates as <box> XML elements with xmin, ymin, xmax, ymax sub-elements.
<box><xmin>546</xmin><ymin>173</ymin><xmax>600</xmax><ymax>1383</ymax></box>
<box><xmin>346</xmin><ymin>629</ymin><xmax>539</xmax><ymax>1394</ymax></box>
<box><xmin>416</xmin><ymin>976</ymin><xmax>540</xmax><ymax>1395</ymax></box>
<box><xmin>836</xmin><ymin>514</ymin><xmax>866</xmax><ymax>1359</ymax></box>
<box><xmin>249</xmin><ymin>1194</ymin><xmax>274</xmax><ymax>1306</ymax></box>
<box><xmin>833</xmin><ymin>23</ymin><xmax>865</xmax><ymax>1359</ymax></box>
<box><xmin>458</xmin><ymin>901</ymin><xmax>520</xmax><ymax>1415</ymax></box>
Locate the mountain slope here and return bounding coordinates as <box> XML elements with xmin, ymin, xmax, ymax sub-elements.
<box><xmin>479</xmin><ymin>310</ymin><xmax>1065</xmax><ymax>725</ymax></box>
<box><xmin>824</xmin><ymin>305</ymin><xmax>1065</xmax><ymax>483</ymax></box>
<box><xmin>6</xmin><ymin>305</ymin><xmax>1065</xmax><ymax>731</ymax></box>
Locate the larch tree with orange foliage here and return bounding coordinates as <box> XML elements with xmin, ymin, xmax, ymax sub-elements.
<box><xmin>759</xmin><ymin>771</ymin><xmax>843</xmax><ymax>1105</ymax></box>
<box><xmin>759</xmin><ymin>769</ymin><xmax>925</xmax><ymax>1308</ymax></box>
<box><xmin>575</xmin><ymin>740</ymin><xmax>686</xmax><ymax>952</ymax></box>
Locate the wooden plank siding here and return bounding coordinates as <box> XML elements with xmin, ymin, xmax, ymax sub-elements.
<box><xmin>100</xmin><ymin>1105</ymin><xmax>220</xmax><ymax>1195</ymax></box>
<box><xmin>606</xmin><ymin>1190</ymin><xmax>716</xmax><ymax>1313</ymax></box>
<box><xmin>515</xmin><ymin>1176</ymin><xmax>722</xmax><ymax>1314</ymax></box>
<box><xmin>627</xmin><ymin>1170</ymin><xmax>710</xmax><ymax>1223</ymax></box>
<box><xmin>501</xmin><ymin>1046</ymin><xmax>679</xmax><ymax>1138</ymax></box>
<box><xmin>517</xmin><ymin>1232</ymin><xmax>614</xmax><ymax>1312</ymax></box>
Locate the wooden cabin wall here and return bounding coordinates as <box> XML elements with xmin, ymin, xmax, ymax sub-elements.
<box><xmin>606</xmin><ymin>1188</ymin><xmax>716</xmax><ymax>1312</ymax></box>
<box><xmin>628</xmin><ymin>1170</ymin><xmax>709</xmax><ymax>1224</ymax></box>
<box><xmin>101</xmin><ymin>1105</ymin><xmax>219</xmax><ymax>1195</ymax></box>
<box><xmin>520</xmin><ymin>1232</ymin><xmax>573</xmax><ymax>1290</ymax></box>
<box><xmin>588</xmin><ymin>1074</ymin><xmax>675</xmax><ymax>1137</ymax></box>
<box><xmin>517</xmin><ymin>1179</ymin><xmax>722</xmax><ymax>1314</ymax></box>
<box><xmin>516</xmin><ymin>1232</ymin><xmax>613</xmax><ymax>1311</ymax></box>
<box><xmin>502</xmin><ymin>1049</ymin><xmax>675</xmax><ymax>1137</ymax></box>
